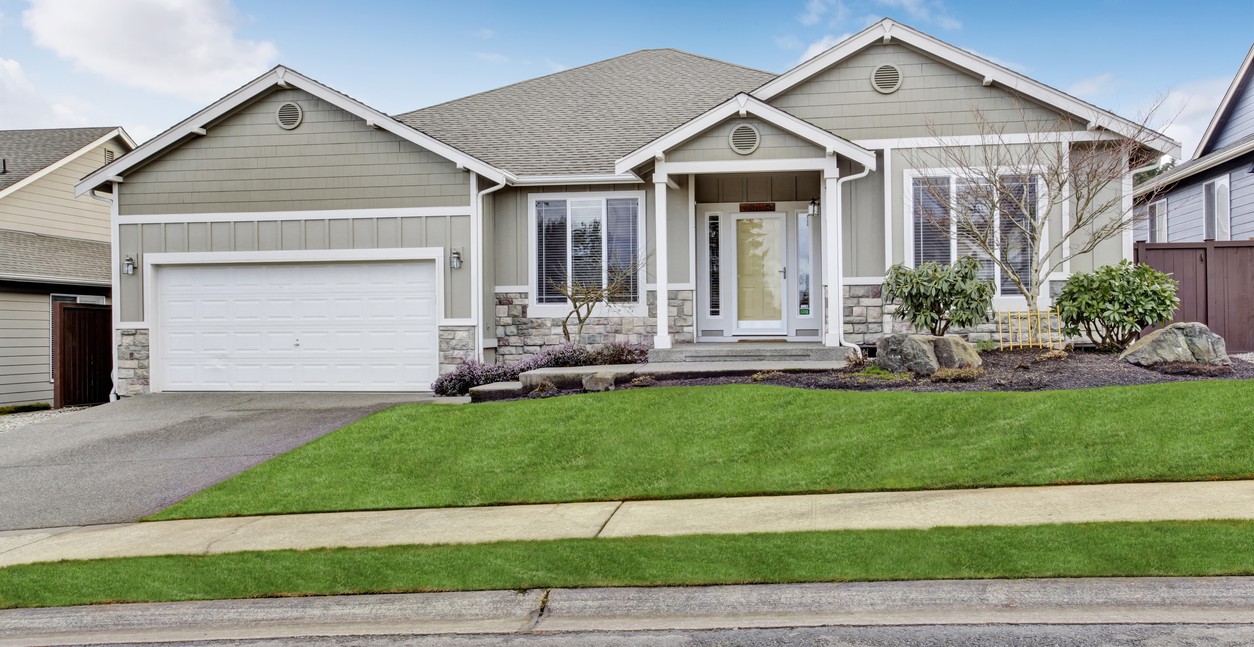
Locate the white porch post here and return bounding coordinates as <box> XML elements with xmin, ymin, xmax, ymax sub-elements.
<box><xmin>822</xmin><ymin>165</ymin><xmax>842</xmax><ymax>347</ymax></box>
<box><xmin>653</xmin><ymin>172</ymin><xmax>672</xmax><ymax>349</ymax></box>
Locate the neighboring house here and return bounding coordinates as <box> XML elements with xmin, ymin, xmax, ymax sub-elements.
<box><xmin>1135</xmin><ymin>43</ymin><xmax>1254</xmax><ymax>242</ymax></box>
<box><xmin>0</xmin><ymin>127</ymin><xmax>136</xmax><ymax>406</ymax></box>
<box><xmin>75</xmin><ymin>19</ymin><xmax>1177</xmax><ymax>396</ymax></box>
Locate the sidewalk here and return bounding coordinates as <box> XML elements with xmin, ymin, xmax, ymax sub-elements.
<box><xmin>2</xmin><ymin>480</ymin><xmax>1253</xmax><ymax>568</ymax></box>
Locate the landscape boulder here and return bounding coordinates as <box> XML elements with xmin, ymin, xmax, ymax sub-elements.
<box><xmin>1119</xmin><ymin>322</ymin><xmax>1230</xmax><ymax>367</ymax></box>
<box><xmin>581</xmin><ymin>371</ymin><xmax>618</xmax><ymax>392</ymax></box>
<box><xmin>876</xmin><ymin>334</ymin><xmax>982</xmax><ymax>376</ymax></box>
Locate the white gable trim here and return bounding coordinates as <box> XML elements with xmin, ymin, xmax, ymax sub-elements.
<box><xmin>753</xmin><ymin>19</ymin><xmax>1180</xmax><ymax>158</ymax></box>
<box><xmin>615</xmin><ymin>93</ymin><xmax>876</xmax><ymax>175</ymax></box>
<box><xmin>0</xmin><ymin>128</ymin><xmax>134</xmax><ymax>202</ymax></box>
<box><xmin>1194</xmin><ymin>43</ymin><xmax>1254</xmax><ymax>159</ymax></box>
<box><xmin>75</xmin><ymin>66</ymin><xmax>510</xmax><ymax>197</ymax></box>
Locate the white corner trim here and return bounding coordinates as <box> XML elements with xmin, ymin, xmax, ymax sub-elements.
<box><xmin>615</xmin><ymin>93</ymin><xmax>876</xmax><ymax>174</ymax></box>
<box><xmin>0</xmin><ymin>128</ymin><xmax>132</xmax><ymax>202</ymax></box>
<box><xmin>116</xmin><ymin>206</ymin><xmax>473</xmax><ymax>224</ymax></box>
<box><xmin>76</xmin><ymin>66</ymin><xmax>510</xmax><ymax>197</ymax></box>
<box><xmin>753</xmin><ymin>19</ymin><xmax>1179</xmax><ymax>157</ymax></box>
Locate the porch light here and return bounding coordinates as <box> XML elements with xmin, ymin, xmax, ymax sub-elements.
<box><xmin>122</xmin><ymin>256</ymin><xmax>136</xmax><ymax>275</ymax></box>
<box><xmin>808</xmin><ymin>199</ymin><xmax>819</xmax><ymax>217</ymax></box>
<box><xmin>449</xmin><ymin>248</ymin><xmax>463</xmax><ymax>270</ymax></box>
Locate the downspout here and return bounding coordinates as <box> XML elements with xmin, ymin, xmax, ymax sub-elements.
<box><xmin>475</xmin><ymin>177</ymin><xmax>507</xmax><ymax>362</ymax></box>
<box><xmin>833</xmin><ymin>163</ymin><xmax>873</xmax><ymax>355</ymax></box>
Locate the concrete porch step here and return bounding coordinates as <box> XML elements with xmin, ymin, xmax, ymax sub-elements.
<box><xmin>648</xmin><ymin>342</ymin><xmax>854</xmax><ymax>363</ymax></box>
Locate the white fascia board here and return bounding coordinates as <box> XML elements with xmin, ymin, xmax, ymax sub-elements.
<box><xmin>615</xmin><ymin>94</ymin><xmax>876</xmax><ymax>175</ymax></box>
<box><xmin>0</xmin><ymin>273</ymin><xmax>111</xmax><ymax>287</ymax></box>
<box><xmin>662</xmin><ymin>158</ymin><xmax>837</xmax><ymax>175</ymax></box>
<box><xmin>753</xmin><ymin>19</ymin><xmax>1180</xmax><ymax>158</ymax></box>
<box><xmin>1194</xmin><ymin>43</ymin><xmax>1254</xmax><ymax>159</ymax></box>
<box><xmin>0</xmin><ymin>128</ymin><xmax>131</xmax><ymax>202</ymax></box>
<box><xmin>510</xmin><ymin>174</ymin><xmax>643</xmax><ymax>186</ymax></box>
<box><xmin>1133</xmin><ymin>139</ymin><xmax>1254</xmax><ymax>197</ymax></box>
<box><xmin>76</xmin><ymin>66</ymin><xmax>509</xmax><ymax>197</ymax></box>
<box><xmin>117</xmin><ymin>206</ymin><xmax>472</xmax><ymax>224</ymax></box>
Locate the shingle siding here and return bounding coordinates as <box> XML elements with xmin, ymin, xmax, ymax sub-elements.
<box><xmin>668</xmin><ymin>117</ymin><xmax>824</xmax><ymax>163</ymax></box>
<box><xmin>119</xmin><ymin>88</ymin><xmax>470</xmax><ymax>216</ymax></box>
<box><xmin>1213</xmin><ymin>77</ymin><xmax>1254</xmax><ymax>151</ymax></box>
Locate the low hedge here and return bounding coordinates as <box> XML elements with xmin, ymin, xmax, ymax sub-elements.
<box><xmin>432</xmin><ymin>342</ymin><xmax>648</xmax><ymax>396</ymax></box>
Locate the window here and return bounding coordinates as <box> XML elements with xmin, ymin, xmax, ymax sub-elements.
<box><xmin>707</xmin><ymin>214</ymin><xmax>721</xmax><ymax>317</ymax></box>
<box><xmin>910</xmin><ymin>173</ymin><xmax>1039</xmax><ymax>296</ymax></box>
<box><xmin>1147</xmin><ymin>199</ymin><xmax>1167</xmax><ymax>243</ymax></box>
<box><xmin>532</xmin><ymin>193</ymin><xmax>643</xmax><ymax>307</ymax></box>
<box><xmin>1203</xmin><ymin>176</ymin><xmax>1230</xmax><ymax>241</ymax></box>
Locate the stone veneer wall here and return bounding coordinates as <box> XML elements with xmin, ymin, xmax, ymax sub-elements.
<box><xmin>495</xmin><ymin>290</ymin><xmax>694</xmax><ymax>363</ymax></box>
<box><xmin>438</xmin><ymin>325</ymin><xmax>477</xmax><ymax>374</ymax></box>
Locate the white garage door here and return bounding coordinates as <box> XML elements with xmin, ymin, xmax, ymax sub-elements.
<box><xmin>155</xmin><ymin>260</ymin><xmax>439</xmax><ymax>392</ymax></box>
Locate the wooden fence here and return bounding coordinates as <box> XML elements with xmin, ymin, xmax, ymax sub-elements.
<box><xmin>1134</xmin><ymin>241</ymin><xmax>1254</xmax><ymax>353</ymax></box>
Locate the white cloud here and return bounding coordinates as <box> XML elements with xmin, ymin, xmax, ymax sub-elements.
<box><xmin>1066</xmin><ymin>73</ymin><xmax>1116</xmax><ymax>100</ymax></box>
<box><xmin>1149</xmin><ymin>77</ymin><xmax>1231</xmax><ymax>158</ymax></box>
<box><xmin>0</xmin><ymin>57</ymin><xmax>91</xmax><ymax>128</ymax></box>
<box><xmin>873</xmin><ymin>0</ymin><xmax>960</xmax><ymax>29</ymax></box>
<box><xmin>799</xmin><ymin>0</ymin><xmax>848</xmax><ymax>27</ymax></box>
<box><xmin>798</xmin><ymin>33</ymin><xmax>852</xmax><ymax>64</ymax></box>
<box><xmin>22</xmin><ymin>0</ymin><xmax>278</xmax><ymax>103</ymax></box>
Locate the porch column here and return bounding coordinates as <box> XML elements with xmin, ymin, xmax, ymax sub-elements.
<box><xmin>822</xmin><ymin>166</ymin><xmax>842</xmax><ymax>347</ymax></box>
<box><xmin>653</xmin><ymin>173</ymin><xmax>672</xmax><ymax>349</ymax></box>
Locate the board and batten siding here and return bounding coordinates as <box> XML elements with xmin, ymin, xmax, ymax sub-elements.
<box><xmin>0</xmin><ymin>291</ymin><xmax>52</xmax><ymax>406</ymax></box>
<box><xmin>1212</xmin><ymin>77</ymin><xmax>1254</xmax><ymax>152</ymax></box>
<box><xmin>117</xmin><ymin>214</ymin><xmax>471</xmax><ymax>323</ymax></box>
<box><xmin>770</xmin><ymin>43</ymin><xmax>1075</xmax><ymax>141</ymax></box>
<box><xmin>490</xmin><ymin>180</ymin><xmax>692</xmax><ymax>289</ymax></box>
<box><xmin>667</xmin><ymin>118</ymin><xmax>825</xmax><ymax>163</ymax></box>
<box><xmin>0</xmin><ymin>140</ymin><xmax>122</xmax><ymax>243</ymax></box>
<box><xmin>117</xmin><ymin>87</ymin><xmax>471</xmax><ymax>216</ymax></box>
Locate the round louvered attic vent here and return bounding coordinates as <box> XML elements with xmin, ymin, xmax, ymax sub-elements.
<box><xmin>728</xmin><ymin>123</ymin><xmax>760</xmax><ymax>155</ymax></box>
<box><xmin>871</xmin><ymin>64</ymin><xmax>903</xmax><ymax>94</ymax></box>
<box><xmin>276</xmin><ymin>102</ymin><xmax>303</xmax><ymax>130</ymax></box>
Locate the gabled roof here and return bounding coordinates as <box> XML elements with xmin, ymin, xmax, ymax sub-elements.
<box><xmin>616</xmin><ymin>93</ymin><xmax>876</xmax><ymax>175</ymax></box>
<box><xmin>1194</xmin><ymin>43</ymin><xmax>1254</xmax><ymax>159</ymax></box>
<box><xmin>0</xmin><ymin>229</ymin><xmax>110</xmax><ymax>286</ymax></box>
<box><xmin>1133</xmin><ymin>132</ymin><xmax>1254</xmax><ymax>198</ymax></box>
<box><xmin>753</xmin><ymin>19</ymin><xmax>1181</xmax><ymax>158</ymax></box>
<box><xmin>396</xmin><ymin>49</ymin><xmax>776</xmax><ymax>179</ymax></box>
<box><xmin>76</xmin><ymin>66</ymin><xmax>511</xmax><ymax>197</ymax></box>
<box><xmin>0</xmin><ymin>127</ymin><xmax>133</xmax><ymax>198</ymax></box>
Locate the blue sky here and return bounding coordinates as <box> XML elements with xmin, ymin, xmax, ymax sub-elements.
<box><xmin>1</xmin><ymin>0</ymin><xmax>1251</xmax><ymax>156</ymax></box>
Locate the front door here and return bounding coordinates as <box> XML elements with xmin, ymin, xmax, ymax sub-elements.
<box><xmin>732</xmin><ymin>213</ymin><xmax>787</xmax><ymax>335</ymax></box>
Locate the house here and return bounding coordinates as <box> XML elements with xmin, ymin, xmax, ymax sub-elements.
<box><xmin>75</xmin><ymin>19</ymin><xmax>1177</xmax><ymax>395</ymax></box>
<box><xmin>1134</xmin><ymin>43</ymin><xmax>1254</xmax><ymax>242</ymax></box>
<box><xmin>0</xmin><ymin>127</ymin><xmax>135</xmax><ymax>406</ymax></box>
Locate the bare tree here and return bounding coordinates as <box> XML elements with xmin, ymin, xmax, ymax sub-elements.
<box><xmin>550</xmin><ymin>250</ymin><xmax>647</xmax><ymax>343</ymax></box>
<box><xmin>905</xmin><ymin>102</ymin><xmax>1172</xmax><ymax>306</ymax></box>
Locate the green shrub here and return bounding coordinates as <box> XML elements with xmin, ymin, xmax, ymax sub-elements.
<box><xmin>857</xmin><ymin>365</ymin><xmax>902</xmax><ymax>380</ymax></box>
<box><xmin>1056</xmin><ymin>261</ymin><xmax>1179</xmax><ymax>351</ymax></box>
<box><xmin>975</xmin><ymin>339</ymin><xmax>999</xmax><ymax>353</ymax></box>
<box><xmin>883</xmin><ymin>257</ymin><xmax>995</xmax><ymax>336</ymax></box>
<box><xmin>0</xmin><ymin>403</ymin><xmax>51</xmax><ymax>416</ymax></box>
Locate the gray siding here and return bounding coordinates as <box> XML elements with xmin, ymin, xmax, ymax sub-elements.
<box><xmin>0</xmin><ymin>139</ymin><xmax>123</xmax><ymax>243</ymax></box>
<box><xmin>694</xmin><ymin>173</ymin><xmax>821</xmax><ymax>203</ymax></box>
<box><xmin>770</xmin><ymin>43</ymin><xmax>1076</xmax><ymax>141</ymax></box>
<box><xmin>118</xmin><ymin>88</ymin><xmax>470</xmax><ymax>215</ymax></box>
<box><xmin>1165</xmin><ymin>182</ymin><xmax>1205</xmax><ymax>242</ymax></box>
<box><xmin>668</xmin><ymin>117</ymin><xmax>824</xmax><ymax>163</ymax></box>
<box><xmin>1232</xmin><ymin>166</ymin><xmax>1254</xmax><ymax>240</ymax></box>
<box><xmin>0</xmin><ymin>291</ymin><xmax>52</xmax><ymax>406</ymax></box>
<box><xmin>117</xmin><ymin>214</ymin><xmax>471</xmax><ymax>322</ymax></box>
<box><xmin>1213</xmin><ymin>77</ymin><xmax>1254</xmax><ymax>151</ymax></box>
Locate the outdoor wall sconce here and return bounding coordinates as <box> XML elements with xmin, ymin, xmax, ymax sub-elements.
<box><xmin>122</xmin><ymin>256</ymin><xmax>136</xmax><ymax>275</ymax></box>
<box><xmin>449</xmin><ymin>248</ymin><xmax>463</xmax><ymax>270</ymax></box>
<box><xmin>809</xmin><ymin>199</ymin><xmax>820</xmax><ymax>217</ymax></box>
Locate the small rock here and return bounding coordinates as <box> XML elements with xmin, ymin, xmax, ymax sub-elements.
<box><xmin>1120</xmin><ymin>322</ymin><xmax>1231</xmax><ymax>367</ymax></box>
<box><xmin>876</xmin><ymin>334</ymin><xmax>940</xmax><ymax>376</ymax></box>
<box><xmin>582</xmin><ymin>371</ymin><xmax>618</xmax><ymax>392</ymax></box>
<box><xmin>931</xmin><ymin>335</ymin><xmax>983</xmax><ymax>369</ymax></box>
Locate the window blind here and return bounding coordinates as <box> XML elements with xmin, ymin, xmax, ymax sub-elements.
<box><xmin>536</xmin><ymin>200</ymin><xmax>568</xmax><ymax>304</ymax></box>
<box><xmin>913</xmin><ymin>176</ymin><xmax>951</xmax><ymax>265</ymax></box>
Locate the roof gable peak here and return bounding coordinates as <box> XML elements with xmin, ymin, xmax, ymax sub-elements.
<box><xmin>1194</xmin><ymin>42</ymin><xmax>1254</xmax><ymax>159</ymax></box>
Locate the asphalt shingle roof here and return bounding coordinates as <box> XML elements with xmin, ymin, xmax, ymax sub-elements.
<box><xmin>0</xmin><ymin>229</ymin><xmax>110</xmax><ymax>284</ymax></box>
<box><xmin>1153</xmin><ymin>132</ymin><xmax>1254</xmax><ymax>187</ymax></box>
<box><xmin>0</xmin><ymin>127</ymin><xmax>117</xmax><ymax>192</ymax></box>
<box><xmin>395</xmin><ymin>49</ymin><xmax>777</xmax><ymax>177</ymax></box>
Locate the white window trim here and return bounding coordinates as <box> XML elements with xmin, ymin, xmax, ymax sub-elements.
<box><xmin>1148</xmin><ymin>199</ymin><xmax>1167</xmax><ymax>243</ymax></box>
<box><xmin>903</xmin><ymin>168</ymin><xmax>1051</xmax><ymax>306</ymax></box>
<box><xmin>1203</xmin><ymin>175</ymin><xmax>1231</xmax><ymax>241</ymax></box>
<box><xmin>527</xmin><ymin>190</ymin><xmax>648</xmax><ymax>319</ymax></box>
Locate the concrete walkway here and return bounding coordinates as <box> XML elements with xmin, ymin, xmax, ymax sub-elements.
<box><xmin>4</xmin><ymin>578</ymin><xmax>1254</xmax><ymax>645</ymax></box>
<box><xmin>2</xmin><ymin>480</ymin><xmax>1253</xmax><ymax>568</ymax></box>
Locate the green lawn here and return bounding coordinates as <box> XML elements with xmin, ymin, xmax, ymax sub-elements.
<box><xmin>3</xmin><ymin>521</ymin><xmax>1254</xmax><ymax>609</ymax></box>
<box><xmin>152</xmin><ymin>382</ymin><xmax>1254</xmax><ymax>520</ymax></box>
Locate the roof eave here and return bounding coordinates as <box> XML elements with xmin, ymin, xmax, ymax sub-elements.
<box><xmin>1134</xmin><ymin>139</ymin><xmax>1254</xmax><ymax>197</ymax></box>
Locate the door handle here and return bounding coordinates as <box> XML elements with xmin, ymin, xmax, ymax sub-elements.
<box><xmin>780</xmin><ymin>267</ymin><xmax>787</xmax><ymax>279</ymax></box>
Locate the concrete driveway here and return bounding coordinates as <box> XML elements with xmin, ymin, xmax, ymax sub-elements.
<box><xmin>0</xmin><ymin>393</ymin><xmax>436</xmax><ymax>531</ymax></box>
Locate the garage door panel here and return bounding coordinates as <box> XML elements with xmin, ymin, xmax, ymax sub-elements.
<box><xmin>155</xmin><ymin>260</ymin><xmax>439</xmax><ymax>392</ymax></box>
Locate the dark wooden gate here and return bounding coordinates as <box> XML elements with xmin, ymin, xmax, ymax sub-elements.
<box><xmin>53</xmin><ymin>302</ymin><xmax>112</xmax><ymax>408</ymax></box>
<box><xmin>1135</xmin><ymin>241</ymin><xmax>1254</xmax><ymax>353</ymax></box>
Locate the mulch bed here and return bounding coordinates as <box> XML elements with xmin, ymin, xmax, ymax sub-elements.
<box><xmin>646</xmin><ymin>349</ymin><xmax>1254</xmax><ymax>393</ymax></box>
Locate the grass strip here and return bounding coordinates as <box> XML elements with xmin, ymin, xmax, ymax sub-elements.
<box><xmin>3</xmin><ymin>521</ymin><xmax>1254</xmax><ymax>609</ymax></box>
<box><xmin>152</xmin><ymin>382</ymin><xmax>1254</xmax><ymax>520</ymax></box>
